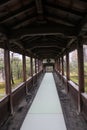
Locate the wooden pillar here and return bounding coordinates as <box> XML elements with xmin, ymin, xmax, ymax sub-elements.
<box><xmin>4</xmin><ymin>49</ymin><xmax>13</xmax><ymax>114</ymax></box>
<box><xmin>30</xmin><ymin>57</ymin><xmax>33</xmax><ymax>77</ymax></box>
<box><xmin>77</xmin><ymin>38</ymin><xmax>84</xmax><ymax>113</ymax></box>
<box><xmin>35</xmin><ymin>58</ymin><xmax>37</xmax><ymax>74</ymax></box>
<box><xmin>58</xmin><ymin>57</ymin><xmax>60</xmax><ymax>72</ymax></box>
<box><xmin>23</xmin><ymin>55</ymin><xmax>26</xmax><ymax>82</ymax></box>
<box><xmin>38</xmin><ymin>59</ymin><xmax>40</xmax><ymax>72</ymax></box>
<box><xmin>23</xmin><ymin>55</ymin><xmax>27</xmax><ymax>93</ymax></box>
<box><xmin>66</xmin><ymin>51</ymin><xmax>70</xmax><ymax>93</ymax></box>
<box><xmin>62</xmin><ymin>56</ymin><xmax>64</xmax><ymax>75</ymax></box>
<box><xmin>55</xmin><ymin>59</ymin><xmax>58</xmax><ymax>71</ymax></box>
<box><xmin>40</xmin><ymin>60</ymin><xmax>43</xmax><ymax>71</ymax></box>
<box><xmin>30</xmin><ymin>57</ymin><xmax>33</xmax><ymax>86</ymax></box>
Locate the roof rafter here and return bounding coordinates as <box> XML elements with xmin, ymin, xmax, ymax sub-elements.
<box><xmin>0</xmin><ymin>2</ymin><xmax>35</xmax><ymax>23</ymax></box>
<box><xmin>44</xmin><ymin>2</ymin><xmax>84</xmax><ymax>17</ymax></box>
<box><xmin>9</xmin><ymin>24</ymin><xmax>76</xmax><ymax>39</ymax></box>
<box><xmin>35</xmin><ymin>0</ymin><xmax>44</xmax><ymax>21</ymax></box>
<box><xmin>30</xmin><ymin>45</ymin><xmax>64</xmax><ymax>50</ymax></box>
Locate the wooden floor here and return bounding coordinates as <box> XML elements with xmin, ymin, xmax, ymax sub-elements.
<box><xmin>20</xmin><ymin>73</ymin><xmax>67</xmax><ymax>130</ymax></box>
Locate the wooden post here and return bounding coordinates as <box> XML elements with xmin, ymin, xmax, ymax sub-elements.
<box><xmin>35</xmin><ymin>58</ymin><xmax>37</xmax><ymax>74</ymax></box>
<box><xmin>62</xmin><ymin>56</ymin><xmax>64</xmax><ymax>75</ymax></box>
<box><xmin>23</xmin><ymin>55</ymin><xmax>27</xmax><ymax>93</ymax></box>
<box><xmin>30</xmin><ymin>57</ymin><xmax>33</xmax><ymax>77</ymax></box>
<box><xmin>30</xmin><ymin>57</ymin><xmax>33</xmax><ymax>86</ymax></box>
<box><xmin>55</xmin><ymin>59</ymin><xmax>58</xmax><ymax>71</ymax></box>
<box><xmin>58</xmin><ymin>57</ymin><xmax>60</xmax><ymax>72</ymax></box>
<box><xmin>4</xmin><ymin>49</ymin><xmax>13</xmax><ymax>114</ymax></box>
<box><xmin>77</xmin><ymin>38</ymin><xmax>84</xmax><ymax>113</ymax></box>
<box><xmin>38</xmin><ymin>59</ymin><xmax>40</xmax><ymax>72</ymax></box>
<box><xmin>23</xmin><ymin>55</ymin><xmax>26</xmax><ymax>82</ymax></box>
<box><xmin>66</xmin><ymin>51</ymin><xmax>70</xmax><ymax>93</ymax></box>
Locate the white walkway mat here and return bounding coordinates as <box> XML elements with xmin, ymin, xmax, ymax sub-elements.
<box><xmin>20</xmin><ymin>73</ymin><xmax>67</xmax><ymax>130</ymax></box>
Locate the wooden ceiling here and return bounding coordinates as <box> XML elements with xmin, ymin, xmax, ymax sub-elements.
<box><xmin>0</xmin><ymin>0</ymin><xmax>87</xmax><ymax>59</ymax></box>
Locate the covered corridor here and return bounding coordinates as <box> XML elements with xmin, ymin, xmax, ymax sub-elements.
<box><xmin>20</xmin><ymin>73</ymin><xmax>66</xmax><ymax>130</ymax></box>
<box><xmin>0</xmin><ymin>0</ymin><xmax>87</xmax><ymax>130</ymax></box>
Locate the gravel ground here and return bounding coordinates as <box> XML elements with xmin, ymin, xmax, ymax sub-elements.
<box><xmin>53</xmin><ymin>72</ymin><xmax>87</xmax><ymax>130</ymax></box>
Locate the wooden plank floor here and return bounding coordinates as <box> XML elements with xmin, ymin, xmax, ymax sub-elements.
<box><xmin>20</xmin><ymin>73</ymin><xmax>67</xmax><ymax>130</ymax></box>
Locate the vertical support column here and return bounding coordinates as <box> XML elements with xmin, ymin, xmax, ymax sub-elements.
<box><xmin>4</xmin><ymin>49</ymin><xmax>13</xmax><ymax>114</ymax></box>
<box><xmin>62</xmin><ymin>56</ymin><xmax>64</xmax><ymax>75</ymax></box>
<box><xmin>40</xmin><ymin>60</ymin><xmax>43</xmax><ymax>71</ymax></box>
<box><xmin>77</xmin><ymin>38</ymin><xmax>84</xmax><ymax>113</ymax></box>
<box><xmin>56</xmin><ymin>59</ymin><xmax>58</xmax><ymax>71</ymax></box>
<box><xmin>66</xmin><ymin>51</ymin><xmax>70</xmax><ymax>93</ymax></box>
<box><xmin>23</xmin><ymin>55</ymin><xmax>26</xmax><ymax>82</ymax></box>
<box><xmin>55</xmin><ymin>59</ymin><xmax>58</xmax><ymax>71</ymax></box>
<box><xmin>38</xmin><ymin>59</ymin><xmax>40</xmax><ymax>72</ymax></box>
<box><xmin>58</xmin><ymin>57</ymin><xmax>60</xmax><ymax>72</ymax></box>
<box><xmin>35</xmin><ymin>58</ymin><xmax>37</xmax><ymax>74</ymax></box>
<box><xmin>23</xmin><ymin>55</ymin><xmax>27</xmax><ymax>93</ymax></box>
<box><xmin>30</xmin><ymin>57</ymin><xmax>33</xmax><ymax>77</ymax></box>
<box><xmin>30</xmin><ymin>57</ymin><xmax>33</xmax><ymax>86</ymax></box>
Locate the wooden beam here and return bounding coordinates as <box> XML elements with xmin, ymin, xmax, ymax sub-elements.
<box><xmin>35</xmin><ymin>0</ymin><xmax>44</xmax><ymax>21</ymax></box>
<box><xmin>35</xmin><ymin>50</ymin><xmax>59</xmax><ymax>55</ymax></box>
<box><xmin>9</xmin><ymin>24</ymin><xmax>76</xmax><ymax>39</ymax></box>
<box><xmin>66</xmin><ymin>51</ymin><xmax>70</xmax><ymax>93</ymax></box>
<box><xmin>61</xmin><ymin>37</ymin><xmax>77</xmax><ymax>54</ymax></box>
<box><xmin>30</xmin><ymin>57</ymin><xmax>33</xmax><ymax>77</ymax></box>
<box><xmin>0</xmin><ymin>0</ymin><xmax>10</xmax><ymax>6</ymax></box>
<box><xmin>30</xmin><ymin>45</ymin><xmax>64</xmax><ymax>50</ymax></box>
<box><xmin>0</xmin><ymin>2</ymin><xmax>35</xmax><ymax>23</ymax></box>
<box><xmin>58</xmin><ymin>58</ymin><xmax>60</xmax><ymax>72</ymax></box>
<box><xmin>46</xmin><ymin>16</ymin><xmax>74</xmax><ymax>27</ymax></box>
<box><xmin>77</xmin><ymin>37</ymin><xmax>84</xmax><ymax>113</ymax></box>
<box><xmin>12</xmin><ymin>17</ymin><xmax>37</xmax><ymax>29</ymax></box>
<box><xmin>37</xmin><ymin>54</ymin><xmax>57</xmax><ymax>59</ymax></box>
<box><xmin>10</xmin><ymin>40</ymin><xmax>24</xmax><ymax>49</ymax></box>
<box><xmin>1</xmin><ymin>7</ymin><xmax>36</xmax><ymax>24</ymax></box>
<box><xmin>62</xmin><ymin>56</ymin><xmax>64</xmax><ymax>75</ymax></box>
<box><xmin>45</xmin><ymin>8</ymin><xmax>76</xmax><ymax>26</ymax></box>
<box><xmin>4</xmin><ymin>48</ymin><xmax>13</xmax><ymax>114</ymax></box>
<box><xmin>45</xmin><ymin>2</ymin><xmax>84</xmax><ymax>17</ymax></box>
<box><xmin>23</xmin><ymin>55</ymin><xmax>26</xmax><ymax>82</ymax></box>
<box><xmin>24</xmin><ymin>41</ymin><xmax>66</xmax><ymax>49</ymax></box>
<box><xmin>35</xmin><ymin>58</ymin><xmax>37</xmax><ymax>74</ymax></box>
<box><xmin>77</xmin><ymin>14</ymin><xmax>87</xmax><ymax>35</ymax></box>
<box><xmin>21</xmin><ymin>36</ymin><xmax>41</xmax><ymax>43</ymax></box>
<box><xmin>38</xmin><ymin>59</ymin><xmax>40</xmax><ymax>72</ymax></box>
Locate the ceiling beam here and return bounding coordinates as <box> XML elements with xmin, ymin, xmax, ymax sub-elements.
<box><xmin>21</xmin><ymin>36</ymin><xmax>41</xmax><ymax>42</ymax></box>
<box><xmin>9</xmin><ymin>24</ymin><xmax>77</xmax><ymax>39</ymax></box>
<box><xmin>46</xmin><ymin>16</ymin><xmax>74</xmax><ymax>27</ymax></box>
<box><xmin>23</xmin><ymin>41</ymin><xmax>67</xmax><ymax>49</ymax></box>
<box><xmin>35</xmin><ymin>49</ymin><xmax>59</xmax><ymax>54</ymax></box>
<box><xmin>77</xmin><ymin>15</ymin><xmax>87</xmax><ymax>35</ymax></box>
<box><xmin>35</xmin><ymin>0</ymin><xmax>44</xmax><ymax>21</ymax></box>
<box><xmin>44</xmin><ymin>2</ymin><xmax>84</xmax><ymax>17</ymax></box>
<box><xmin>12</xmin><ymin>17</ymin><xmax>37</xmax><ymax>29</ymax></box>
<box><xmin>45</xmin><ymin>13</ymin><xmax>75</xmax><ymax>26</ymax></box>
<box><xmin>0</xmin><ymin>2</ymin><xmax>35</xmax><ymax>23</ymax></box>
<box><xmin>0</xmin><ymin>0</ymin><xmax>10</xmax><ymax>6</ymax></box>
<box><xmin>30</xmin><ymin>45</ymin><xmax>64</xmax><ymax>50</ymax></box>
<box><xmin>47</xmin><ymin>36</ymin><xmax>67</xmax><ymax>44</ymax></box>
<box><xmin>61</xmin><ymin>37</ymin><xmax>77</xmax><ymax>54</ymax></box>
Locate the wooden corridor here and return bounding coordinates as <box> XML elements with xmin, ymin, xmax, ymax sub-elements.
<box><xmin>20</xmin><ymin>73</ymin><xmax>67</xmax><ymax>130</ymax></box>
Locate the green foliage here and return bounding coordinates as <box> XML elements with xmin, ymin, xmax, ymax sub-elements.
<box><xmin>11</xmin><ymin>78</ymin><xmax>23</xmax><ymax>89</ymax></box>
<box><xmin>70</xmin><ymin>76</ymin><xmax>78</xmax><ymax>84</ymax></box>
<box><xmin>26</xmin><ymin>57</ymin><xmax>30</xmax><ymax>78</ymax></box>
<box><xmin>10</xmin><ymin>53</ymin><xmax>23</xmax><ymax>88</ymax></box>
<box><xmin>0</xmin><ymin>82</ymin><xmax>5</xmax><ymax>94</ymax></box>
